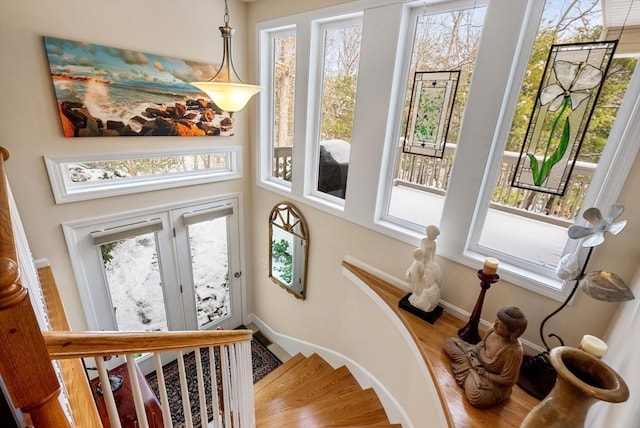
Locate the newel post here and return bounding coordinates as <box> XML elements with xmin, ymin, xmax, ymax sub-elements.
<box><xmin>0</xmin><ymin>148</ymin><xmax>71</xmax><ymax>427</ymax></box>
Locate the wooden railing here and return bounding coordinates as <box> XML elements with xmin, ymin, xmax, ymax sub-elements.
<box><xmin>0</xmin><ymin>147</ymin><xmax>255</xmax><ymax>427</ymax></box>
<box><xmin>46</xmin><ymin>331</ymin><xmax>254</xmax><ymax>428</ymax></box>
<box><xmin>0</xmin><ymin>147</ymin><xmax>72</xmax><ymax>427</ymax></box>
<box><xmin>271</xmin><ymin>142</ymin><xmax>595</xmax><ymax>227</ymax></box>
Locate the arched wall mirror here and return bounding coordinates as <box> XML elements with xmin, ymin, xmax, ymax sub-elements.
<box><xmin>269</xmin><ymin>202</ymin><xmax>309</xmax><ymax>300</ymax></box>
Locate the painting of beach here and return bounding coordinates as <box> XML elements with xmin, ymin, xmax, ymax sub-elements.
<box><xmin>43</xmin><ymin>36</ymin><xmax>233</xmax><ymax>137</ymax></box>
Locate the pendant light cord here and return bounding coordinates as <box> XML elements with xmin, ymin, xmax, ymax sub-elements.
<box><xmin>618</xmin><ymin>0</ymin><xmax>635</xmax><ymax>40</ymax></box>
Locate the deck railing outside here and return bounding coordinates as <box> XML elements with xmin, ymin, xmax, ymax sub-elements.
<box><xmin>272</xmin><ymin>143</ymin><xmax>595</xmax><ymax>227</ymax></box>
<box><xmin>274</xmin><ymin>147</ymin><xmax>292</xmax><ymax>182</ymax></box>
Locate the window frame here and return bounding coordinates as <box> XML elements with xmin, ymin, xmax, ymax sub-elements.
<box><xmin>255</xmin><ymin>0</ymin><xmax>640</xmax><ymax>301</ymax></box>
<box><xmin>45</xmin><ymin>146</ymin><xmax>242</xmax><ymax>204</ymax></box>
<box><xmin>259</xmin><ymin>25</ymin><xmax>297</xmax><ymax>190</ymax></box>
<box><xmin>378</xmin><ymin>0</ymin><xmax>489</xmax><ymax>236</ymax></box>
<box><xmin>307</xmin><ymin>13</ymin><xmax>363</xmax><ymax>207</ymax></box>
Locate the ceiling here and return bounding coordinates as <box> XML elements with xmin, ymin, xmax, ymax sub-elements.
<box><xmin>236</xmin><ymin>0</ymin><xmax>638</xmax><ymax>24</ymax></box>
<box><xmin>603</xmin><ymin>0</ymin><xmax>640</xmax><ymax>28</ymax></box>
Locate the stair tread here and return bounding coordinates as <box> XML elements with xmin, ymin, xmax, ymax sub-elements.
<box><xmin>255</xmin><ymin>353</ymin><xmax>394</xmax><ymax>427</ymax></box>
<box><xmin>255</xmin><ymin>365</ymin><xmax>361</xmax><ymax>416</ymax></box>
<box><xmin>258</xmin><ymin>387</ymin><xmax>389</xmax><ymax>427</ymax></box>
<box><xmin>325</xmin><ymin>423</ymin><xmax>402</xmax><ymax>428</ymax></box>
<box><xmin>254</xmin><ymin>353</ymin><xmax>333</xmax><ymax>400</ymax></box>
<box><xmin>253</xmin><ymin>352</ymin><xmax>306</xmax><ymax>394</ymax></box>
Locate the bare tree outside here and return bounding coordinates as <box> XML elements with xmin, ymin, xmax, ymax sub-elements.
<box><xmin>406</xmin><ymin>8</ymin><xmax>486</xmax><ymax>143</ymax></box>
<box><xmin>320</xmin><ymin>24</ymin><xmax>362</xmax><ymax>142</ymax></box>
<box><xmin>273</xmin><ymin>34</ymin><xmax>296</xmax><ymax>148</ymax></box>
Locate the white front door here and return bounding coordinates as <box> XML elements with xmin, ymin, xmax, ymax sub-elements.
<box><xmin>64</xmin><ymin>196</ymin><xmax>244</xmax><ymax>371</ymax></box>
<box><xmin>172</xmin><ymin>200</ymin><xmax>242</xmax><ymax>331</ymax></box>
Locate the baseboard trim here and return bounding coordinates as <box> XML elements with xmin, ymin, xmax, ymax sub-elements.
<box><xmin>245</xmin><ymin>313</ymin><xmax>413</xmax><ymax>428</ymax></box>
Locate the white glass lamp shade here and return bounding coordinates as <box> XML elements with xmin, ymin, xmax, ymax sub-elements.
<box><xmin>191</xmin><ymin>81</ymin><xmax>263</xmax><ymax>113</ymax></box>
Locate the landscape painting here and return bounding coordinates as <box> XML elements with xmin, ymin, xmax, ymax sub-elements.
<box><xmin>43</xmin><ymin>36</ymin><xmax>233</xmax><ymax>138</ymax></box>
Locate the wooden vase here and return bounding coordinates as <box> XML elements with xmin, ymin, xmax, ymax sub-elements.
<box><xmin>521</xmin><ymin>346</ymin><xmax>629</xmax><ymax>428</ymax></box>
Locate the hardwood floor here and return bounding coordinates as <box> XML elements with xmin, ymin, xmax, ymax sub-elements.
<box><xmin>254</xmin><ymin>353</ymin><xmax>401</xmax><ymax>427</ymax></box>
<box><xmin>343</xmin><ymin>261</ymin><xmax>540</xmax><ymax>428</ymax></box>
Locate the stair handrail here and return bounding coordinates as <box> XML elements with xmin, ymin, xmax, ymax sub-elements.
<box><xmin>45</xmin><ymin>329</ymin><xmax>255</xmax><ymax>428</ymax></box>
<box><xmin>43</xmin><ymin>329</ymin><xmax>253</xmax><ymax>359</ymax></box>
<box><xmin>0</xmin><ymin>147</ymin><xmax>72</xmax><ymax>427</ymax></box>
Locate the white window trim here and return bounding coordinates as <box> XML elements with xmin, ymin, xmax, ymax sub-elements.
<box><xmin>256</xmin><ymin>0</ymin><xmax>640</xmax><ymax>302</ymax></box>
<box><xmin>45</xmin><ymin>146</ymin><xmax>242</xmax><ymax>204</ymax></box>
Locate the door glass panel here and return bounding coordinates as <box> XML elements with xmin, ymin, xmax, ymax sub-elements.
<box><xmin>100</xmin><ymin>232</ymin><xmax>168</xmax><ymax>332</ymax></box>
<box><xmin>187</xmin><ymin>216</ymin><xmax>230</xmax><ymax>329</ymax></box>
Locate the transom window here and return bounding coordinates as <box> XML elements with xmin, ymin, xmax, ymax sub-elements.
<box><xmin>45</xmin><ymin>147</ymin><xmax>241</xmax><ymax>203</ymax></box>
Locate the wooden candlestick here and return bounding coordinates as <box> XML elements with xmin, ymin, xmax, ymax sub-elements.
<box><xmin>457</xmin><ymin>270</ymin><xmax>500</xmax><ymax>344</ymax></box>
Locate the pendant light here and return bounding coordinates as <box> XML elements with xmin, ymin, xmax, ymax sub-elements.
<box><xmin>191</xmin><ymin>0</ymin><xmax>262</xmax><ymax>113</ymax></box>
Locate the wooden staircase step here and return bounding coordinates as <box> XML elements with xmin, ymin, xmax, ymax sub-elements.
<box><xmin>253</xmin><ymin>352</ymin><xmax>306</xmax><ymax>394</ymax></box>
<box><xmin>254</xmin><ymin>352</ymin><xmax>397</xmax><ymax>427</ymax></box>
<box><xmin>258</xmin><ymin>387</ymin><xmax>390</xmax><ymax>427</ymax></box>
<box><xmin>254</xmin><ymin>353</ymin><xmax>333</xmax><ymax>401</ymax></box>
<box><xmin>255</xmin><ymin>365</ymin><xmax>361</xmax><ymax>416</ymax></box>
<box><xmin>326</xmin><ymin>424</ymin><xmax>402</xmax><ymax>428</ymax></box>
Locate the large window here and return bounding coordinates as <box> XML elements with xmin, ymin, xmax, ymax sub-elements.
<box><xmin>314</xmin><ymin>17</ymin><xmax>362</xmax><ymax>201</ymax></box>
<box><xmin>257</xmin><ymin>0</ymin><xmax>640</xmax><ymax>299</ymax></box>
<box><xmin>270</xmin><ymin>29</ymin><xmax>296</xmax><ymax>183</ymax></box>
<box><xmin>473</xmin><ymin>0</ymin><xmax>638</xmax><ymax>272</ymax></box>
<box><xmin>387</xmin><ymin>2</ymin><xmax>486</xmax><ymax>227</ymax></box>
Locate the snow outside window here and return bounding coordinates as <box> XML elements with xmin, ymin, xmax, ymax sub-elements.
<box><xmin>45</xmin><ymin>147</ymin><xmax>241</xmax><ymax>204</ymax></box>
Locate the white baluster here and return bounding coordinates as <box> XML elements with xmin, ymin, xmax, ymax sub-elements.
<box><xmin>178</xmin><ymin>350</ymin><xmax>194</xmax><ymax>428</ymax></box>
<box><xmin>239</xmin><ymin>341</ymin><xmax>255</xmax><ymax>427</ymax></box>
<box><xmin>125</xmin><ymin>355</ymin><xmax>149</xmax><ymax>428</ymax></box>
<box><xmin>153</xmin><ymin>352</ymin><xmax>173</xmax><ymax>428</ymax></box>
<box><xmin>209</xmin><ymin>346</ymin><xmax>222</xmax><ymax>428</ymax></box>
<box><xmin>195</xmin><ymin>348</ymin><xmax>208</xmax><ymax>427</ymax></box>
<box><xmin>220</xmin><ymin>345</ymin><xmax>232</xmax><ymax>428</ymax></box>
<box><xmin>95</xmin><ymin>357</ymin><xmax>122</xmax><ymax>428</ymax></box>
<box><xmin>229</xmin><ymin>343</ymin><xmax>240</xmax><ymax>427</ymax></box>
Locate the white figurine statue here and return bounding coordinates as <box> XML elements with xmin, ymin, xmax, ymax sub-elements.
<box><xmin>421</xmin><ymin>225</ymin><xmax>442</xmax><ymax>285</ymax></box>
<box><xmin>406</xmin><ymin>247</ymin><xmax>441</xmax><ymax>313</ymax></box>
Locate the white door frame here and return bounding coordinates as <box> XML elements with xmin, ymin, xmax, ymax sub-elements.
<box><xmin>62</xmin><ymin>194</ymin><xmax>246</xmax><ymax>370</ymax></box>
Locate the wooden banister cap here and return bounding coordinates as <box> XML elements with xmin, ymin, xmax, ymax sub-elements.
<box><xmin>0</xmin><ymin>257</ymin><xmax>26</xmax><ymax>308</ymax></box>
